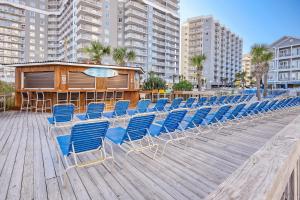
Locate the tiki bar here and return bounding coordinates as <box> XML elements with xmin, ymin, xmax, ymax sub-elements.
<box><xmin>10</xmin><ymin>61</ymin><xmax>143</xmax><ymax>111</ymax></box>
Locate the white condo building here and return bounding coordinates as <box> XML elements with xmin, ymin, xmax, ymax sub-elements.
<box><xmin>119</xmin><ymin>0</ymin><xmax>180</xmax><ymax>82</ymax></box>
<box><xmin>268</xmin><ymin>36</ymin><xmax>300</xmax><ymax>88</ymax></box>
<box><xmin>181</xmin><ymin>16</ymin><xmax>243</xmax><ymax>88</ymax></box>
<box><xmin>0</xmin><ymin>0</ymin><xmax>180</xmax><ymax>83</ymax></box>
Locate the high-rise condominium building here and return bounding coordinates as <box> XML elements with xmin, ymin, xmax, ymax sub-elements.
<box><xmin>119</xmin><ymin>0</ymin><xmax>180</xmax><ymax>83</ymax></box>
<box><xmin>0</xmin><ymin>0</ymin><xmax>180</xmax><ymax>83</ymax></box>
<box><xmin>268</xmin><ymin>36</ymin><xmax>300</xmax><ymax>88</ymax></box>
<box><xmin>181</xmin><ymin>16</ymin><xmax>243</xmax><ymax>88</ymax></box>
<box><xmin>0</xmin><ymin>0</ymin><xmax>119</xmax><ymax>64</ymax></box>
<box><xmin>242</xmin><ymin>53</ymin><xmax>253</xmax><ymax>86</ymax></box>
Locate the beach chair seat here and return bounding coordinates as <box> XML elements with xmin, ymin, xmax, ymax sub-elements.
<box><xmin>127</xmin><ymin>99</ymin><xmax>151</xmax><ymax>115</ymax></box>
<box><xmin>225</xmin><ymin>95</ymin><xmax>234</xmax><ymax>104</ymax></box>
<box><xmin>205</xmin><ymin>96</ymin><xmax>217</xmax><ymax>106</ymax></box>
<box><xmin>76</xmin><ymin>102</ymin><xmax>105</xmax><ymax>120</ymax></box>
<box><xmin>215</xmin><ymin>96</ymin><xmax>227</xmax><ymax>105</ymax></box>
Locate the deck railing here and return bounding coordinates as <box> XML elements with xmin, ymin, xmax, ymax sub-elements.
<box><xmin>205</xmin><ymin>114</ymin><xmax>300</xmax><ymax>200</ymax></box>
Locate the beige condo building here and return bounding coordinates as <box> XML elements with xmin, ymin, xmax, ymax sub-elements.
<box><xmin>181</xmin><ymin>16</ymin><xmax>243</xmax><ymax>88</ymax></box>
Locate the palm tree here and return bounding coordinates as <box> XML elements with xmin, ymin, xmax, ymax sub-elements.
<box><xmin>250</xmin><ymin>44</ymin><xmax>273</xmax><ymax>100</ymax></box>
<box><xmin>235</xmin><ymin>71</ymin><xmax>247</xmax><ymax>89</ymax></box>
<box><xmin>83</xmin><ymin>41</ymin><xmax>111</xmax><ymax>64</ymax></box>
<box><xmin>112</xmin><ymin>48</ymin><xmax>136</xmax><ymax>66</ymax></box>
<box><xmin>191</xmin><ymin>54</ymin><xmax>206</xmax><ymax>91</ymax></box>
<box><xmin>262</xmin><ymin>52</ymin><xmax>273</xmax><ymax>97</ymax></box>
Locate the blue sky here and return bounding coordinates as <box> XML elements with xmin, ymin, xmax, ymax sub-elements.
<box><xmin>180</xmin><ymin>0</ymin><xmax>300</xmax><ymax>53</ymax></box>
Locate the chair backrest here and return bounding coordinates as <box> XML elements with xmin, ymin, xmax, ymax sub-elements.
<box><xmin>246</xmin><ymin>94</ymin><xmax>254</xmax><ymax>101</ymax></box>
<box><xmin>169</xmin><ymin>97</ymin><xmax>183</xmax><ymax>109</ymax></box>
<box><xmin>153</xmin><ymin>98</ymin><xmax>168</xmax><ymax>111</ymax></box>
<box><xmin>161</xmin><ymin>109</ymin><xmax>188</xmax><ymax>133</ymax></box>
<box><xmin>186</xmin><ymin>107</ymin><xmax>212</xmax><ymax>129</ymax></box>
<box><xmin>238</xmin><ymin>95</ymin><xmax>248</xmax><ymax>102</ymax></box>
<box><xmin>216</xmin><ymin>96</ymin><xmax>227</xmax><ymax>104</ymax></box>
<box><xmin>53</xmin><ymin>104</ymin><xmax>75</xmax><ymax>123</ymax></box>
<box><xmin>208</xmin><ymin>96</ymin><xmax>217</xmax><ymax>104</ymax></box>
<box><xmin>226</xmin><ymin>103</ymin><xmax>246</xmax><ymax>120</ymax></box>
<box><xmin>198</xmin><ymin>97</ymin><xmax>208</xmax><ymax>104</ymax></box>
<box><xmin>114</xmin><ymin>100</ymin><xmax>130</xmax><ymax>116</ymax></box>
<box><xmin>225</xmin><ymin>96</ymin><xmax>234</xmax><ymax>103</ymax></box>
<box><xmin>255</xmin><ymin>100</ymin><xmax>269</xmax><ymax>111</ymax></box>
<box><xmin>86</xmin><ymin>102</ymin><xmax>105</xmax><ymax>119</ymax></box>
<box><xmin>265</xmin><ymin>100</ymin><xmax>278</xmax><ymax>110</ymax></box>
<box><xmin>231</xmin><ymin>95</ymin><xmax>241</xmax><ymax>103</ymax></box>
<box><xmin>136</xmin><ymin>99</ymin><xmax>151</xmax><ymax>113</ymax></box>
<box><xmin>182</xmin><ymin>97</ymin><xmax>196</xmax><ymax>108</ymax></box>
<box><xmin>242</xmin><ymin>102</ymin><xmax>259</xmax><ymax>116</ymax></box>
<box><xmin>209</xmin><ymin>105</ymin><xmax>231</xmax><ymax>123</ymax></box>
<box><xmin>122</xmin><ymin>114</ymin><xmax>155</xmax><ymax>143</ymax></box>
<box><xmin>68</xmin><ymin>120</ymin><xmax>109</xmax><ymax>155</ymax></box>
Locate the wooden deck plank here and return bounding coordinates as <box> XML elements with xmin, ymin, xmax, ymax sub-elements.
<box><xmin>0</xmin><ymin>110</ymin><xmax>299</xmax><ymax>200</ymax></box>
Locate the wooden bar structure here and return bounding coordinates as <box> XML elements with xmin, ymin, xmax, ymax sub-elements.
<box><xmin>7</xmin><ymin>61</ymin><xmax>143</xmax><ymax>110</ymax></box>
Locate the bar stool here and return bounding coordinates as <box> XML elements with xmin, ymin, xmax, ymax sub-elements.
<box><xmin>96</xmin><ymin>91</ymin><xmax>105</xmax><ymax>102</ymax></box>
<box><xmin>105</xmin><ymin>90</ymin><xmax>114</xmax><ymax>102</ymax></box>
<box><xmin>115</xmin><ymin>91</ymin><xmax>124</xmax><ymax>101</ymax></box>
<box><xmin>20</xmin><ymin>91</ymin><xmax>31</xmax><ymax>112</ymax></box>
<box><xmin>57</xmin><ymin>92</ymin><xmax>68</xmax><ymax>104</ymax></box>
<box><xmin>34</xmin><ymin>91</ymin><xmax>52</xmax><ymax>113</ymax></box>
<box><xmin>85</xmin><ymin>91</ymin><xmax>95</xmax><ymax>108</ymax></box>
<box><xmin>70</xmin><ymin>92</ymin><xmax>80</xmax><ymax>112</ymax></box>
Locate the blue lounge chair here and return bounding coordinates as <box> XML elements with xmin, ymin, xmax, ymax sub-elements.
<box><xmin>205</xmin><ymin>96</ymin><xmax>217</xmax><ymax>106</ymax></box>
<box><xmin>194</xmin><ymin>96</ymin><xmax>208</xmax><ymax>107</ymax></box>
<box><xmin>238</xmin><ymin>95</ymin><xmax>248</xmax><ymax>103</ymax></box>
<box><xmin>222</xmin><ymin>103</ymin><xmax>246</xmax><ymax>125</ymax></box>
<box><xmin>165</xmin><ymin>97</ymin><xmax>183</xmax><ymax>111</ymax></box>
<box><xmin>103</xmin><ymin>100</ymin><xmax>130</xmax><ymax>118</ymax></box>
<box><xmin>181</xmin><ymin>97</ymin><xmax>196</xmax><ymax>108</ymax></box>
<box><xmin>245</xmin><ymin>94</ymin><xmax>254</xmax><ymax>102</ymax></box>
<box><xmin>225</xmin><ymin>96</ymin><xmax>234</xmax><ymax>104</ymax></box>
<box><xmin>148</xmin><ymin>98</ymin><xmax>168</xmax><ymax>112</ymax></box>
<box><xmin>127</xmin><ymin>99</ymin><xmax>151</xmax><ymax>115</ymax></box>
<box><xmin>182</xmin><ymin>107</ymin><xmax>212</xmax><ymax>135</ymax></box>
<box><xmin>202</xmin><ymin>105</ymin><xmax>232</xmax><ymax>127</ymax></box>
<box><xmin>215</xmin><ymin>96</ymin><xmax>227</xmax><ymax>105</ymax></box>
<box><xmin>231</xmin><ymin>95</ymin><xmax>241</xmax><ymax>104</ymax></box>
<box><xmin>76</xmin><ymin>102</ymin><xmax>105</xmax><ymax>120</ymax></box>
<box><xmin>47</xmin><ymin>104</ymin><xmax>75</xmax><ymax>136</ymax></box>
<box><xmin>149</xmin><ymin>109</ymin><xmax>188</xmax><ymax>156</ymax></box>
<box><xmin>237</xmin><ymin>101</ymin><xmax>259</xmax><ymax>119</ymax></box>
<box><xmin>105</xmin><ymin>114</ymin><xmax>156</xmax><ymax>159</ymax></box>
<box><xmin>55</xmin><ymin>120</ymin><xmax>111</xmax><ymax>184</ymax></box>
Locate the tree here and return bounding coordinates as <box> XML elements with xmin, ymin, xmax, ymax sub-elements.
<box><xmin>142</xmin><ymin>72</ymin><xmax>166</xmax><ymax>90</ymax></box>
<box><xmin>250</xmin><ymin>44</ymin><xmax>273</xmax><ymax>100</ymax></box>
<box><xmin>191</xmin><ymin>54</ymin><xmax>206</xmax><ymax>91</ymax></box>
<box><xmin>234</xmin><ymin>71</ymin><xmax>247</xmax><ymax>89</ymax></box>
<box><xmin>112</xmin><ymin>47</ymin><xmax>136</xmax><ymax>66</ymax></box>
<box><xmin>82</xmin><ymin>41</ymin><xmax>111</xmax><ymax>64</ymax></box>
<box><xmin>173</xmin><ymin>80</ymin><xmax>193</xmax><ymax>91</ymax></box>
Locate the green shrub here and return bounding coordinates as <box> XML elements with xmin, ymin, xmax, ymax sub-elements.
<box><xmin>142</xmin><ymin>72</ymin><xmax>166</xmax><ymax>90</ymax></box>
<box><xmin>173</xmin><ymin>80</ymin><xmax>193</xmax><ymax>91</ymax></box>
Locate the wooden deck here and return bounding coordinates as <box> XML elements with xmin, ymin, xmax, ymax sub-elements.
<box><xmin>0</xmin><ymin>110</ymin><xmax>299</xmax><ymax>200</ymax></box>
